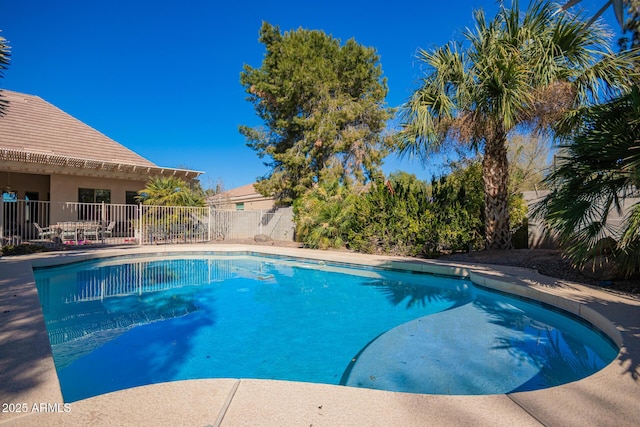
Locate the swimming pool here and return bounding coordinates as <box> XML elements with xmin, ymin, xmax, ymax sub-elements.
<box><xmin>34</xmin><ymin>253</ymin><xmax>618</xmax><ymax>402</ymax></box>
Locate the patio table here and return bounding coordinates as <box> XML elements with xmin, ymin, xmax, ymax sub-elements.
<box><xmin>55</xmin><ymin>222</ymin><xmax>100</xmax><ymax>245</ymax></box>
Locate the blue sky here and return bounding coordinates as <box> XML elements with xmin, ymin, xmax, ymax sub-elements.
<box><xmin>0</xmin><ymin>0</ymin><xmax>621</xmax><ymax>190</ymax></box>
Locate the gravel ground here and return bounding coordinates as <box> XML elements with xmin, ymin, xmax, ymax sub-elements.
<box><xmin>440</xmin><ymin>249</ymin><xmax>591</xmax><ymax>282</ymax></box>
<box><xmin>439</xmin><ymin>249</ymin><xmax>639</xmax><ymax>295</ymax></box>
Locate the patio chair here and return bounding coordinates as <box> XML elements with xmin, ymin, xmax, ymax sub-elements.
<box><xmin>83</xmin><ymin>223</ymin><xmax>101</xmax><ymax>241</ymax></box>
<box><xmin>34</xmin><ymin>223</ymin><xmax>55</xmax><ymax>240</ymax></box>
<box><xmin>103</xmin><ymin>221</ymin><xmax>116</xmax><ymax>238</ymax></box>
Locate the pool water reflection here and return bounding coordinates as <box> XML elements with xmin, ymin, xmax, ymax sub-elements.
<box><xmin>34</xmin><ymin>255</ymin><xmax>618</xmax><ymax>402</ymax></box>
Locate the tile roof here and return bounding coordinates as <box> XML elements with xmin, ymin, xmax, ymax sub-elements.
<box><xmin>208</xmin><ymin>182</ymin><xmax>275</xmax><ymax>206</ymax></box>
<box><xmin>0</xmin><ymin>90</ymin><xmax>155</xmax><ymax>166</ymax></box>
<box><xmin>225</xmin><ymin>183</ymin><xmax>260</xmax><ymax>198</ymax></box>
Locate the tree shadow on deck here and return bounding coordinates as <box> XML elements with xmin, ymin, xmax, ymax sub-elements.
<box><xmin>0</xmin><ymin>259</ymin><xmax>62</xmax><ymax>406</ymax></box>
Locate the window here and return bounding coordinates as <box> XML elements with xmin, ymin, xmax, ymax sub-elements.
<box><xmin>78</xmin><ymin>188</ymin><xmax>93</xmax><ymax>203</ymax></box>
<box><xmin>78</xmin><ymin>188</ymin><xmax>111</xmax><ymax>220</ymax></box>
<box><xmin>78</xmin><ymin>188</ymin><xmax>111</xmax><ymax>204</ymax></box>
<box><xmin>126</xmin><ymin>191</ymin><xmax>138</xmax><ymax>205</ymax></box>
<box><xmin>235</xmin><ymin>202</ymin><xmax>245</xmax><ymax>211</ymax></box>
<box><xmin>96</xmin><ymin>189</ymin><xmax>111</xmax><ymax>203</ymax></box>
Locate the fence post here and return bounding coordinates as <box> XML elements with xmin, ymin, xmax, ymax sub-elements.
<box><xmin>101</xmin><ymin>201</ymin><xmax>106</xmax><ymax>244</ymax></box>
<box><xmin>0</xmin><ymin>198</ymin><xmax>4</xmax><ymax>242</ymax></box>
<box><xmin>208</xmin><ymin>206</ymin><xmax>211</xmax><ymax>242</ymax></box>
<box><xmin>138</xmin><ymin>203</ymin><xmax>143</xmax><ymax>246</ymax></box>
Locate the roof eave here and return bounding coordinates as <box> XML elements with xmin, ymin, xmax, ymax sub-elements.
<box><xmin>0</xmin><ymin>148</ymin><xmax>203</xmax><ymax>180</ymax></box>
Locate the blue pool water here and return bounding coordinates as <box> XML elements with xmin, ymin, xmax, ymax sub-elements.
<box><xmin>34</xmin><ymin>254</ymin><xmax>618</xmax><ymax>402</ymax></box>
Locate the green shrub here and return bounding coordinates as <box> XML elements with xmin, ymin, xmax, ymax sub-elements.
<box><xmin>293</xmin><ymin>178</ymin><xmax>358</xmax><ymax>249</ymax></box>
<box><xmin>428</xmin><ymin>165</ymin><xmax>484</xmax><ymax>253</ymax></box>
<box><xmin>349</xmin><ymin>172</ymin><xmax>433</xmax><ymax>256</ymax></box>
<box><xmin>293</xmin><ymin>162</ymin><xmax>528</xmax><ymax>256</ymax></box>
<box><xmin>1</xmin><ymin>243</ymin><xmax>50</xmax><ymax>256</ymax></box>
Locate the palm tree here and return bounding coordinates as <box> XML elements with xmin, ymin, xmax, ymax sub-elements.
<box><xmin>396</xmin><ymin>0</ymin><xmax>638</xmax><ymax>249</ymax></box>
<box><xmin>533</xmin><ymin>2</ymin><xmax>639</xmax><ymax>276</ymax></box>
<box><xmin>563</xmin><ymin>0</ymin><xmax>640</xmax><ymax>49</ymax></box>
<box><xmin>562</xmin><ymin>0</ymin><xmax>626</xmax><ymax>27</ymax></box>
<box><xmin>533</xmin><ymin>89</ymin><xmax>640</xmax><ymax>277</ymax></box>
<box><xmin>0</xmin><ymin>32</ymin><xmax>10</xmax><ymax>115</ymax></box>
<box><xmin>136</xmin><ymin>176</ymin><xmax>205</xmax><ymax>207</ymax></box>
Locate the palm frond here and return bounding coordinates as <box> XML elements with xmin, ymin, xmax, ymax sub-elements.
<box><xmin>572</xmin><ymin>48</ymin><xmax>640</xmax><ymax>104</ymax></box>
<box><xmin>621</xmin><ymin>202</ymin><xmax>640</xmax><ymax>246</ymax></box>
<box><xmin>534</xmin><ymin>89</ymin><xmax>640</xmax><ymax>276</ymax></box>
<box><xmin>397</xmin><ymin>43</ymin><xmax>469</xmax><ymax>157</ymax></box>
<box><xmin>561</xmin><ymin>0</ymin><xmax>625</xmax><ymax>28</ymax></box>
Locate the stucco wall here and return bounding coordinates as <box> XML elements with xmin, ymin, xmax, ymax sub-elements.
<box><xmin>213</xmin><ymin>195</ymin><xmax>276</xmax><ymax>211</ymax></box>
<box><xmin>50</xmin><ymin>175</ymin><xmax>146</xmax><ymax>204</ymax></box>
<box><xmin>523</xmin><ymin>190</ymin><xmax>640</xmax><ymax>249</ymax></box>
<box><xmin>0</xmin><ymin>171</ymin><xmax>50</xmax><ymax>200</ymax></box>
<box><xmin>48</xmin><ymin>175</ymin><xmax>146</xmax><ymax>224</ymax></box>
<box><xmin>217</xmin><ymin>198</ymin><xmax>276</xmax><ymax>211</ymax></box>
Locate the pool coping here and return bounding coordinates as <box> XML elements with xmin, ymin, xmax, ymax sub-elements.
<box><xmin>0</xmin><ymin>244</ymin><xmax>638</xmax><ymax>426</ymax></box>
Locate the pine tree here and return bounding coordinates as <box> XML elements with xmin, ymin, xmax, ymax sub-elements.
<box><xmin>240</xmin><ymin>22</ymin><xmax>393</xmax><ymax>205</ymax></box>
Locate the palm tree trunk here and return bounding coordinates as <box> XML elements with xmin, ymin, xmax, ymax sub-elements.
<box><xmin>483</xmin><ymin>135</ymin><xmax>512</xmax><ymax>250</ymax></box>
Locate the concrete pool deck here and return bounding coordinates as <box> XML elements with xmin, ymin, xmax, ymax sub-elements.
<box><xmin>0</xmin><ymin>245</ymin><xmax>638</xmax><ymax>426</ymax></box>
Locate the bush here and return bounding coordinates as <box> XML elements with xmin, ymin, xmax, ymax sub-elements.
<box><xmin>428</xmin><ymin>165</ymin><xmax>484</xmax><ymax>253</ymax></box>
<box><xmin>293</xmin><ymin>178</ymin><xmax>357</xmax><ymax>249</ymax></box>
<box><xmin>349</xmin><ymin>170</ymin><xmax>486</xmax><ymax>256</ymax></box>
<box><xmin>349</xmin><ymin>172</ymin><xmax>433</xmax><ymax>256</ymax></box>
<box><xmin>1</xmin><ymin>243</ymin><xmax>50</xmax><ymax>256</ymax></box>
<box><xmin>293</xmin><ymin>163</ymin><xmax>528</xmax><ymax>256</ymax></box>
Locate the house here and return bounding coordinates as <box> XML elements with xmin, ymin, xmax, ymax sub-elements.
<box><xmin>209</xmin><ymin>183</ymin><xmax>275</xmax><ymax>211</ymax></box>
<box><xmin>0</xmin><ymin>89</ymin><xmax>202</xmax><ymax>238</ymax></box>
<box><xmin>0</xmin><ymin>89</ymin><xmax>201</xmax><ymax>204</ymax></box>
